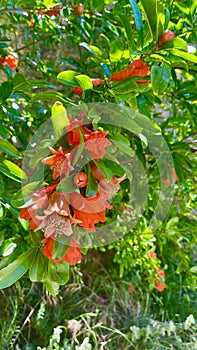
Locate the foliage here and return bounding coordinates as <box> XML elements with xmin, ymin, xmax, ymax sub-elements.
<box><xmin>0</xmin><ymin>0</ymin><xmax>196</xmax><ymax>347</ymax></box>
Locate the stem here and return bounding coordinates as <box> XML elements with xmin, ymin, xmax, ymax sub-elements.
<box><xmin>8</xmin><ymin>299</ymin><xmax>41</xmax><ymax>350</ymax></box>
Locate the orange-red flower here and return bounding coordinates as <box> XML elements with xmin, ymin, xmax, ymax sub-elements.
<box><xmin>74</xmin><ymin>172</ymin><xmax>88</xmax><ymax>188</ymax></box>
<box><xmin>83</xmin><ymin>130</ymin><xmax>111</xmax><ymax>159</ymax></box>
<box><xmin>0</xmin><ymin>54</ymin><xmax>18</xmax><ymax>69</ymax></box>
<box><xmin>42</xmin><ymin>236</ymin><xmax>82</xmax><ymax>264</ymax></box>
<box><xmin>147</xmin><ymin>252</ymin><xmax>157</xmax><ymax>258</ymax></box>
<box><xmin>156</xmin><ymin>268</ymin><xmax>166</xmax><ymax>278</ymax></box>
<box><xmin>67</xmin><ymin>119</ymin><xmax>111</xmax><ymax>159</ymax></box>
<box><xmin>36</xmin><ymin>211</ymin><xmax>73</xmax><ymax>237</ymax></box>
<box><xmin>154</xmin><ymin>278</ymin><xmax>166</xmax><ymax>292</ymax></box>
<box><xmin>42</xmin><ymin>146</ymin><xmax>73</xmax><ymax>179</ymax></box>
<box><xmin>129</xmin><ymin>284</ymin><xmax>136</xmax><ymax>292</ymax></box>
<box><xmin>164</xmin><ymin>167</ymin><xmax>178</xmax><ymax>185</ymax></box>
<box><xmin>38</xmin><ymin>5</ymin><xmax>63</xmax><ymax>17</ymax></box>
<box><xmin>91</xmin><ymin>78</ymin><xmax>104</xmax><ymax>87</ymax></box>
<box><xmin>66</xmin><ymin>118</ymin><xmax>83</xmax><ymax>147</ymax></box>
<box><xmin>90</xmin><ymin>162</ymin><xmax>106</xmax><ymax>182</ymax></box>
<box><xmin>110</xmin><ymin>59</ymin><xmax>150</xmax><ymax>83</ymax></box>
<box><xmin>19</xmin><ymin>182</ymin><xmax>58</xmax><ymax>230</ymax></box>
<box><xmin>70</xmin><ymin>191</ymin><xmax>112</xmax><ymax>232</ymax></box>
<box><xmin>158</xmin><ymin>30</ymin><xmax>175</xmax><ymax>48</ymax></box>
<box><xmin>73</xmin><ymin>86</ymin><xmax>83</xmax><ymax>95</ymax></box>
<box><xmin>35</xmin><ymin>191</ymin><xmax>80</xmax><ymax>237</ymax></box>
<box><xmin>72</xmin><ymin>78</ymin><xmax>104</xmax><ymax>95</ymax></box>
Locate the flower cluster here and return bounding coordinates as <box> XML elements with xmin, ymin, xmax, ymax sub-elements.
<box><xmin>20</xmin><ymin>115</ymin><xmax>125</xmax><ymax>265</ymax></box>
<box><xmin>0</xmin><ymin>54</ymin><xmax>18</xmax><ymax>69</ymax></box>
<box><xmin>147</xmin><ymin>252</ymin><xmax>166</xmax><ymax>292</ymax></box>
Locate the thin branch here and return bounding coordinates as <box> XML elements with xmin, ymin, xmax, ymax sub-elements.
<box><xmin>8</xmin><ymin>299</ymin><xmax>41</xmax><ymax>350</ymax></box>
<box><xmin>15</xmin><ymin>34</ymin><xmax>55</xmax><ymax>52</ymax></box>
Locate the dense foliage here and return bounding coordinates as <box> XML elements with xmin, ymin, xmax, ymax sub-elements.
<box><xmin>0</xmin><ymin>0</ymin><xmax>196</xmax><ymax>348</ymax></box>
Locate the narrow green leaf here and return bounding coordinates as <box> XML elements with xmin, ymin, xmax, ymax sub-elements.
<box><xmin>109</xmin><ymin>40</ymin><xmax>124</xmax><ymax>62</ymax></box>
<box><xmin>111</xmin><ymin>139</ymin><xmax>135</xmax><ymax>157</ymax></box>
<box><xmin>29</xmin><ymin>250</ymin><xmax>48</xmax><ymax>282</ymax></box>
<box><xmin>0</xmin><ymin>158</ymin><xmax>27</xmax><ymax>182</ymax></box>
<box><xmin>72</xmin><ymin>128</ymin><xmax>84</xmax><ymax>166</ymax></box>
<box><xmin>151</xmin><ymin>64</ymin><xmax>171</xmax><ymax>95</ymax></box>
<box><xmin>129</xmin><ymin>0</ymin><xmax>144</xmax><ymax>46</ymax></box>
<box><xmin>80</xmin><ymin>42</ymin><xmax>107</xmax><ymax>60</ymax></box>
<box><xmin>141</xmin><ymin>0</ymin><xmax>165</xmax><ymax>41</ymax></box>
<box><xmin>51</xmin><ymin>102</ymin><xmax>69</xmax><ymax>141</ymax></box>
<box><xmin>86</xmin><ymin>164</ymin><xmax>98</xmax><ymax>196</ymax></box>
<box><xmin>29</xmin><ymin>251</ymin><xmax>39</xmax><ymax>282</ymax></box>
<box><xmin>171</xmin><ymin>49</ymin><xmax>197</xmax><ymax>63</ymax></box>
<box><xmin>0</xmin><ymin>0</ymin><xmax>10</xmax><ymax>8</ymax></box>
<box><xmin>52</xmin><ymin>235</ymin><xmax>70</xmax><ymax>260</ymax></box>
<box><xmin>11</xmin><ymin>181</ymin><xmax>41</xmax><ymax>208</ymax></box>
<box><xmin>94</xmin><ymin>160</ymin><xmax>113</xmax><ymax>180</ymax></box>
<box><xmin>0</xmin><ymin>249</ymin><xmax>35</xmax><ymax>288</ymax></box>
<box><xmin>0</xmin><ymin>81</ymin><xmax>13</xmax><ymax>102</ymax></box>
<box><xmin>0</xmin><ymin>139</ymin><xmax>21</xmax><ymax>158</ymax></box>
<box><xmin>159</xmin><ymin>38</ymin><xmax>188</xmax><ymax>52</ymax></box>
<box><xmin>13</xmin><ymin>73</ymin><xmax>31</xmax><ymax>91</ymax></box>
<box><xmin>99</xmin><ymin>158</ymin><xmax>125</xmax><ymax>177</ymax></box>
<box><xmin>119</xmin><ymin>15</ymin><xmax>133</xmax><ymax>48</ymax></box>
<box><xmin>57</xmin><ymin>175</ymin><xmax>77</xmax><ymax>193</ymax></box>
<box><xmin>174</xmin><ymin>2</ymin><xmax>190</xmax><ymax>15</ymax></box>
<box><xmin>32</xmin><ymin>91</ymin><xmax>70</xmax><ymax>104</ymax></box>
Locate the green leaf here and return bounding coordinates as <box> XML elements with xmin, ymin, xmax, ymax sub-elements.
<box><xmin>51</xmin><ymin>102</ymin><xmax>69</xmax><ymax>141</ymax></box>
<box><xmin>57</xmin><ymin>70</ymin><xmax>79</xmax><ymax>87</ymax></box>
<box><xmin>80</xmin><ymin>42</ymin><xmax>107</xmax><ymax>60</ymax></box>
<box><xmin>13</xmin><ymin>73</ymin><xmax>31</xmax><ymax>91</ymax></box>
<box><xmin>129</xmin><ymin>0</ymin><xmax>144</xmax><ymax>46</ymax></box>
<box><xmin>29</xmin><ymin>250</ymin><xmax>48</xmax><ymax>282</ymax></box>
<box><xmin>1</xmin><ymin>239</ymin><xmax>17</xmax><ymax>257</ymax></box>
<box><xmin>0</xmin><ymin>0</ymin><xmax>9</xmax><ymax>8</ymax></box>
<box><xmin>44</xmin><ymin>280</ymin><xmax>60</xmax><ymax>296</ymax></box>
<box><xmin>159</xmin><ymin>38</ymin><xmax>188</xmax><ymax>51</ymax></box>
<box><xmin>48</xmin><ymin>260</ymin><xmax>70</xmax><ymax>285</ymax></box>
<box><xmin>111</xmin><ymin>138</ymin><xmax>135</xmax><ymax>157</ymax></box>
<box><xmin>119</xmin><ymin>15</ymin><xmax>133</xmax><ymax>48</ymax></box>
<box><xmin>0</xmin><ymin>249</ymin><xmax>35</xmax><ymax>288</ymax></box>
<box><xmin>94</xmin><ymin>160</ymin><xmax>113</xmax><ymax>180</ymax></box>
<box><xmin>0</xmin><ymin>158</ymin><xmax>27</xmax><ymax>182</ymax></box>
<box><xmin>75</xmin><ymin>75</ymin><xmax>93</xmax><ymax>91</ymax></box>
<box><xmin>171</xmin><ymin>49</ymin><xmax>197</xmax><ymax>63</ymax></box>
<box><xmin>72</xmin><ymin>128</ymin><xmax>85</xmax><ymax>166</ymax></box>
<box><xmin>86</xmin><ymin>164</ymin><xmax>98</xmax><ymax>196</ymax></box>
<box><xmin>141</xmin><ymin>0</ymin><xmax>165</xmax><ymax>40</ymax></box>
<box><xmin>0</xmin><ymin>139</ymin><xmax>21</xmax><ymax>158</ymax></box>
<box><xmin>109</xmin><ymin>40</ymin><xmax>124</xmax><ymax>62</ymax></box>
<box><xmin>32</xmin><ymin>91</ymin><xmax>69</xmax><ymax>104</ymax></box>
<box><xmin>190</xmin><ymin>266</ymin><xmax>197</xmax><ymax>274</ymax></box>
<box><xmin>99</xmin><ymin>158</ymin><xmax>125</xmax><ymax>177</ymax></box>
<box><xmin>151</xmin><ymin>64</ymin><xmax>171</xmax><ymax>95</ymax></box>
<box><xmin>52</xmin><ymin>235</ymin><xmax>70</xmax><ymax>260</ymax></box>
<box><xmin>174</xmin><ymin>2</ymin><xmax>190</xmax><ymax>15</ymax></box>
<box><xmin>0</xmin><ymin>81</ymin><xmax>13</xmax><ymax>102</ymax></box>
<box><xmin>29</xmin><ymin>251</ymin><xmax>39</xmax><ymax>282</ymax></box>
<box><xmin>57</xmin><ymin>175</ymin><xmax>77</xmax><ymax>193</ymax></box>
<box><xmin>11</xmin><ymin>181</ymin><xmax>41</xmax><ymax>208</ymax></box>
<box><xmin>111</xmin><ymin>79</ymin><xmax>139</xmax><ymax>95</ymax></box>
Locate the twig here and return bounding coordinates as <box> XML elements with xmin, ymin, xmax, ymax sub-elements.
<box><xmin>8</xmin><ymin>299</ymin><xmax>41</xmax><ymax>350</ymax></box>
<box><xmin>15</xmin><ymin>34</ymin><xmax>55</xmax><ymax>52</ymax></box>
